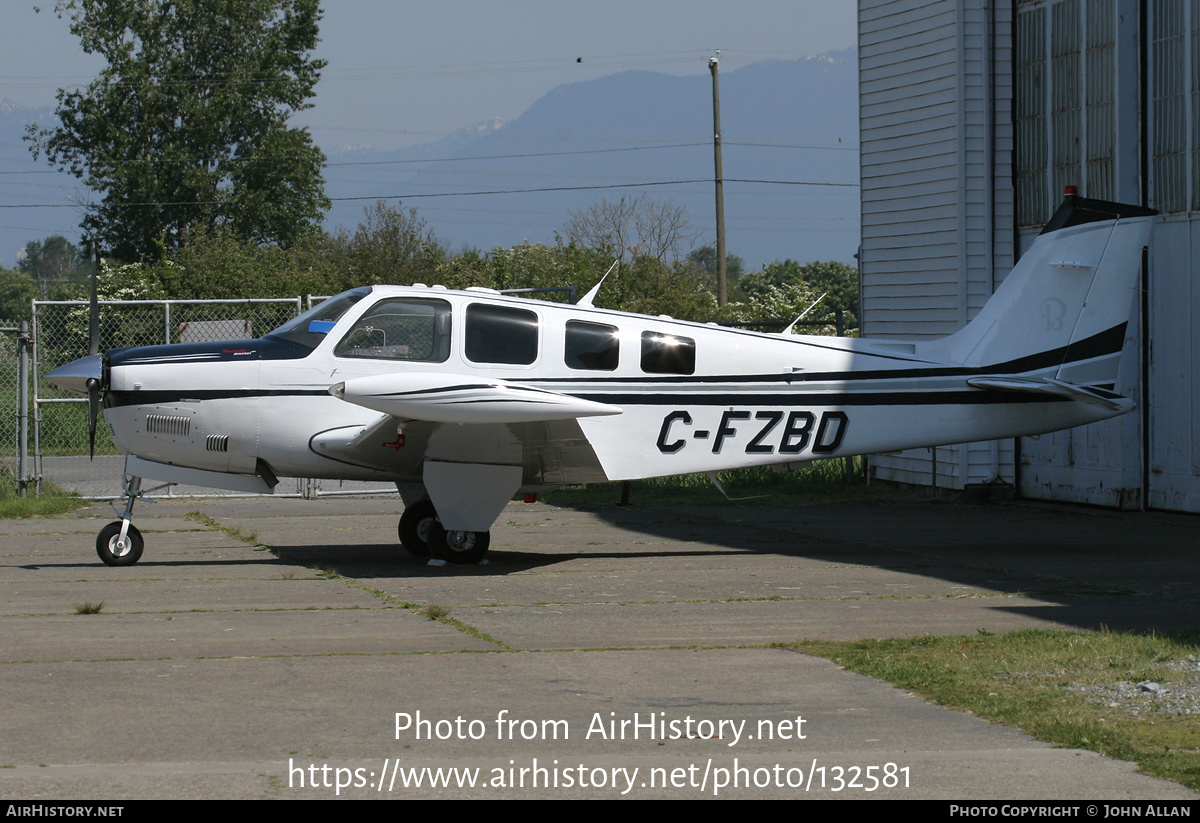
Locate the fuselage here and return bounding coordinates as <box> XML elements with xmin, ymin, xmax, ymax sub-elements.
<box><xmin>98</xmin><ymin>282</ymin><xmax>1128</xmax><ymax>490</ymax></box>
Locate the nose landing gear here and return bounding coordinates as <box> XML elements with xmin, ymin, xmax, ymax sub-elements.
<box><xmin>95</xmin><ymin>475</ymin><xmax>154</xmax><ymax>566</ymax></box>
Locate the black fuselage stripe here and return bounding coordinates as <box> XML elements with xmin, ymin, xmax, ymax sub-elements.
<box><xmin>572</xmin><ymin>391</ymin><xmax>1060</xmax><ymax>406</ymax></box>
<box><xmin>108</xmin><ymin>388</ymin><xmax>1060</xmax><ymax>408</ymax></box>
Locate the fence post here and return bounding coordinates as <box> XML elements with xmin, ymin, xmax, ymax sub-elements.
<box><xmin>17</xmin><ymin>321</ymin><xmax>29</xmax><ymax>497</ymax></box>
<box><xmin>31</xmin><ymin>303</ymin><xmax>41</xmax><ymax>496</ymax></box>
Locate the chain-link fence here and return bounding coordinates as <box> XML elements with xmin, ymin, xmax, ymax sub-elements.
<box><xmin>30</xmin><ymin>297</ymin><xmax>402</xmax><ymax>499</ymax></box>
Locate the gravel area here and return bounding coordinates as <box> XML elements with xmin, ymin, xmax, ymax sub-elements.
<box><xmin>1070</xmin><ymin>656</ymin><xmax>1200</xmax><ymax>717</ymax></box>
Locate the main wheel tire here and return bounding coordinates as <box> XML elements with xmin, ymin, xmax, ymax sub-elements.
<box><xmin>96</xmin><ymin>521</ymin><xmax>144</xmax><ymax>567</ymax></box>
<box><xmin>398</xmin><ymin>499</ymin><xmax>437</xmax><ymax>557</ymax></box>
<box><xmin>428</xmin><ymin>522</ymin><xmax>491</xmax><ymax>565</ymax></box>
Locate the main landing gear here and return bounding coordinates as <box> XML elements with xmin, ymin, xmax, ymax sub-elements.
<box><xmin>398</xmin><ymin>498</ymin><xmax>491</xmax><ymax>565</ymax></box>
<box><xmin>96</xmin><ymin>474</ymin><xmax>148</xmax><ymax>566</ymax></box>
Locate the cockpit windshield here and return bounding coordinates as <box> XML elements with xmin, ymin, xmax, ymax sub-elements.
<box><xmin>264</xmin><ymin>287</ymin><xmax>372</xmax><ymax>351</ymax></box>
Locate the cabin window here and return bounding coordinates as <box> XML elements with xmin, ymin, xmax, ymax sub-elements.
<box><xmin>640</xmin><ymin>330</ymin><xmax>695</xmax><ymax>375</ymax></box>
<box><xmin>333</xmin><ymin>297</ymin><xmax>451</xmax><ymax>362</ymax></box>
<box><xmin>465</xmin><ymin>303</ymin><xmax>539</xmax><ymax>365</ymax></box>
<box><xmin>565</xmin><ymin>320</ymin><xmax>619</xmax><ymax>371</ymax></box>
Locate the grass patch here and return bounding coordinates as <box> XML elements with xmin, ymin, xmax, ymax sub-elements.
<box><xmin>796</xmin><ymin>629</ymin><xmax>1200</xmax><ymax>790</ymax></box>
<box><xmin>542</xmin><ymin>458</ymin><xmax>922</xmax><ymax>509</ymax></box>
<box><xmin>74</xmin><ymin>601</ymin><xmax>105</xmax><ymax>615</ymax></box>
<box><xmin>0</xmin><ymin>478</ymin><xmax>89</xmax><ymax>518</ymax></box>
<box><xmin>421</xmin><ymin>604</ymin><xmax>451</xmax><ymax>621</ymax></box>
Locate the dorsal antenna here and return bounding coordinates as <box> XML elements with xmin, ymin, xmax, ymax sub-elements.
<box><xmin>781</xmin><ymin>292</ymin><xmax>828</xmax><ymax>335</ymax></box>
<box><xmin>577</xmin><ymin>260</ymin><xmax>619</xmax><ymax>308</ymax></box>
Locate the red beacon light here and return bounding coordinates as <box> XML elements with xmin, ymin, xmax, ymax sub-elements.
<box><xmin>1064</xmin><ymin>185</ymin><xmax>1078</xmax><ymax>195</ymax></box>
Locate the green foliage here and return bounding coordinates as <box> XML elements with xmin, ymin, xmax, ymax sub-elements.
<box><xmin>323</xmin><ymin>202</ymin><xmax>446</xmax><ymax>290</ymax></box>
<box><xmin>118</xmin><ymin>202</ymin><xmax>448</xmax><ymax>300</ymax></box>
<box><xmin>0</xmin><ymin>477</ymin><xmax>88</xmax><ymax>517</ymax></box>
<box><xmin>28</xmin><ymin>0</ymin><xmax>329</xmax><ymax>260</ymax></box>
<box><xmin>17</xmin><ymin>235</ymin><xmax>91</xmax><ymax>298</ymax></box>
<box><xmin>800</xmin><ymin>630</ymin><xmax>1200</xmax><ymax>791</ymax></box>
<box><xmin>601</xmin><ymin>257</ymin><xmax>718</xmax><ymax>320</ymax></box>
<box><xmin>435</xmin><ymin>241</ymin><xmax>608</xmax><ymax>299</ymax></box>
<box><xmin>688</xmin><ymin>244</ymin><xmax>745</xmax><ymax>281</ymax></box>
<box><xmin>739</xmin><ymin>259</ymin><xmax>859</xmax><ymax>332</ymax></box>
<box><xmin>686</xmin><ymin>243</ymin><xmax>745</xmax><ymax>297</ymax></box>
<box><xmin>722</xmin><ymin>280</ymin><xmax>830</xmax><ymax>331</ymax></box>
<box><xmin>0</xmin><ymin>268</ymin><xmax>38</xmax><ymax>321</ymax></box>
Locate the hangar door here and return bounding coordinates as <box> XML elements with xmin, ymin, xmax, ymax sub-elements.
<box><xmin>1012</xmin><ymin>0</ymin><xmax>1200</xmax><ymax>512</ymax></box>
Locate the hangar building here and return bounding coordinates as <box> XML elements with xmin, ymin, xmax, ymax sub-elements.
<box><xmin>858</xmin><ymin>0</ymin><xmax>1200</xmax><ymax>512</ymax></box>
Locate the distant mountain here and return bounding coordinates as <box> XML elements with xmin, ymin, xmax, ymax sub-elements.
<box><xmin>325</xmin><ymin>49</ymin><xmax>860</xmax><ymax>269</ymax></box>
<box><xmin>0</xmin><ymin>49</ymin><xmax>859</xmax><ymax>272</ymax></box>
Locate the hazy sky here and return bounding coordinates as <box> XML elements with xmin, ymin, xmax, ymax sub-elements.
<box><xmin>0</xmin><ymin>1</ymin><xmax>857</xmax><ymax>151</ymax></box>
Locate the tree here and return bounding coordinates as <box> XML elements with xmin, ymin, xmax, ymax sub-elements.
<box><xmin>687</xmin><ymin>243</ymin><xmax>744</xmax><ymax>296</ymax></box>
<box><xmin>28</xmin><ymin>0</ymin><xmax>329</xmax><ymax>260</ymax></box>
<box><xmin>0</xmin><ymin>268</ymin><xmax>38</xmax><ymax>321</ymax></box>
<box><xmin>17</xmin><ymin>235</ymin><xmax>91</xmax><ymax>298</ymax></box>
<box><xmin>323</xmin><ymin>202</ymin><xmax>446</xmax><ymax>290</ymax></box>
<box><xmin>563</xmin><ymin>194</ymin><xmax>694</xmax><ymax>263</ymax></box>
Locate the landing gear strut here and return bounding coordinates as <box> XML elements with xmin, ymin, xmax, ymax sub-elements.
<box><xmin>96</xmin><ymin>475</ymin><xmax>145</xmax><ymax>566</ymax></box>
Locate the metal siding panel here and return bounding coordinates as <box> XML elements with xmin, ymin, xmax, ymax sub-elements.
<box><xmin>860</xmin><ymin>86</ymin><xmax>959</xmax><ymax>117</ymax></box>
<box><xmin>861</xmin><ymin>32</ymin><xmax>959</xmax><ymax>71</ymax></box>
<box><xmin>1051</xmin><ymin>0</ymin><xmax>1084</xmax><ymax>201</ymax></box>
<box><xmin>861</xmin><ymin>0</ymin><xmax>1014</xmax><ymax>489</ymax></box>
<box><xmin>1085</xmin><ymin>0</ymin><xmax>1116</xmax><ymax>199</ymax></box>
<box><xmin>1151</xmin><ymin>0</ymin><xmax>1188</xmax><ymax>213</ymax></box>
<box><xmin>1016</xmin><ymin>3</ymin><xmax>1049</xmax><ymax>225</ymax></box>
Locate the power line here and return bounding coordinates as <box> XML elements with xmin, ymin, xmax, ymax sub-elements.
<box><xmin>325</xmin><ymin>141</ymin><xmax>709</xmax><ymax>167</ymax></box>
<box><xmin>0</xmin><ymin>175</ymin><xmax>859</xmax><ymax>210</ymax></box>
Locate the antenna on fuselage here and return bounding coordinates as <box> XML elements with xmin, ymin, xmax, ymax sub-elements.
<box><xmin>705</xmin><ymin>471</ymin><xmax>769</xmax><ymax>501</ymax></box>
<box><xmin>577</xmin><ymin>260</ymin><xmax>619</xmax><ymax>308</ymax></box>
<box><xmin>781</xmin><ymin>292</ymin><xmax>828</xmax><ymax>335</ymax></box>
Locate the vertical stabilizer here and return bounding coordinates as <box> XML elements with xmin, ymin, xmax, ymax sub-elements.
<box><xmin>919</xmin><ymin>196</ymin><xmax>1156</xmax><ymax>384</ymax></box>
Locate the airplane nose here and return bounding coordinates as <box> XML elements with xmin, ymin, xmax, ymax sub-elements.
<box><xmin>46</xmin><ymin>354</ymin><xmax>103</xmax><ymax>395</ymax></box>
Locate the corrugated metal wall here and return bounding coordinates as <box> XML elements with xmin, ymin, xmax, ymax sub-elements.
<box><xmin>1012</xmin><ymin>0</ymin><xmax>1145</xmax><ymax>508</ymax></box>
<box><xmin>1142</xmin><ymin>0</ymin><xmax>1200</xmax><ymax>511</ymax></box>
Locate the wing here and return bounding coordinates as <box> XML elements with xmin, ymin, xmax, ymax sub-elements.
<box><xmin>321</xmin><ymin>373</ymin><xmax>617</xmax><ymax>532</ymax></box>
<box><xmin>330</xmin><ymin>372</ymin><xmax>622</xmax><ymax>423</ymax></box>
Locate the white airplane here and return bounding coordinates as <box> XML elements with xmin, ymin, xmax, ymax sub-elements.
<box><xmin>48</xmin><ymin>194</ymin><xmax>1156</xmax><ymax>567</ymax></box>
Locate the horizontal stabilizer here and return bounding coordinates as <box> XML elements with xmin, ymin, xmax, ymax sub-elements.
<box><xmin>331</xmin><ymin>372</ymin><xmax>623</xmax><ymax>424</ymax></box>
<box><xmin>966</xmin><ymin>376</ymin><xmax>1133</xmax><ymax>412</ymax></box>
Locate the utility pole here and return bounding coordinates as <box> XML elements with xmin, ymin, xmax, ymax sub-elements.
<box><xmin>709</xmin><ymin>53</ymin><xmax>727</xmax><ymax>307</ymax></box>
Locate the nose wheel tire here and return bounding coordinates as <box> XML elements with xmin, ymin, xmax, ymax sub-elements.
<box><xmin>97</xmin><ymin>521</ymin><xmax>144</xmax><ymax>566</ymax></box>
<box><xmin>428</xmin><ymin>522</ymin><xmax>490</xmax><ymax>565</ymax></box>
<box><xmin>398</xmin><ymin>499</ymin><xmax>437</xmax><ymax>557</ymax></box>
